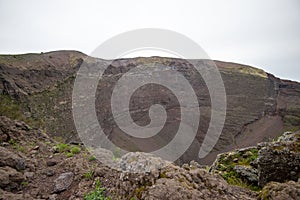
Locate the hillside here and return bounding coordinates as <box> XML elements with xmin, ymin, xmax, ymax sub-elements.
<box><xmin>0</xmin><ymin>51</ymin><xmax>300</xmax><ymax>165</ymax></box>
<box><xmin>0</xmin><ymin>51</ymin><xmax>300</xmax><ymax>199</ymax></box>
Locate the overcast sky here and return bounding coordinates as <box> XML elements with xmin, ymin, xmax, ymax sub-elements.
<box><xmin>0</xmin><ymin>0</ymin><xmax>299</xmax><ymax>81</ymax></box>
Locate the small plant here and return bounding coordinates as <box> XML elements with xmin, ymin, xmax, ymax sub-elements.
<box><xmin>17</xmin><ymin>146</ymin><xmax>25</xmax><ymax>153</ymax></box>
<box><xmin>29</xmin><ymin>142</ymin><xmax>36</xmax><ymax>147</ymax></box>
<box><xmin>54</xmin><ymin>143</ymin><xmax>69</xmax><ymax>153</ymax></box>
<box><xmin>9</xmin><ymin>138</ymin><xmax>17</xmax><ymax>147</ymax></box>
<box><xmin>89</xmin><ymin>155</ymin><xmax>96</xmax><ymax>161</ymax></box>
<box><xmin>70</xmin><ymin>146</ymin><xmax>81</xmax><ymax>154</ymax></box>
<box><xmin>9</xmin><ymin>139</ymin><xmax>26</xmax><ymax>152</ymax></box>
<box><xmin>84</xmin><ymin>170</ymin><xmax>94</xmax><ymax>180</ymax></box>
<box><xmin>205</xmin><ymin>165</ymin><xmax>210</xmax><ymax>172</ymax></box>
<box><xmin>21</xmin><ymin>181</ymin><xmax>29</xmax><ymax>187</ymax></box>
<box><xmin>84</xmin><ymin>180</ymin><xmax>111</xmax><ymax>200</ymax></box>
<box><xmin>65</xmin><ymin>152</ymin><xmax>74</xmax><ymax>158</ymax></box>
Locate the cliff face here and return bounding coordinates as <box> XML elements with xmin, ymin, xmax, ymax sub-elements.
<box><xmin>0</xmin><ymin>51</ymin><xmax>299</xmax><ymax>164</ymax></box>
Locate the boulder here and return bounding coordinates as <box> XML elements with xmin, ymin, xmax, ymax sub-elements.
<box><xmin>0</xmin><ymin>146</ymin><xmax>26</xmax><ymax>170</ymax></box>
<box><xmin>257</xmin><ymin>132</ymin><xmax>300</xmax><ymax>187</ymax></box>
<box><xmin>114</xmin><ymin>152</ymin><xmax>257</xmax><ymax>199</ymax></box>
<box><xmin>53</xmin><ymin>172</ymin><xmax>74</xmax><ymax>193</ymax></box>
<box><xmin>234</xmin><ymin>165</ymin><xmax>258</xmax><ymax>184</ymax></box>
<box><xmin>0</xmin><ymin>166</ymin><xmax>24</xmax><ymax>191</ymax></box>
<box><xmin>118</xmin><ymin>152</ymin><xmax>169</xmax><ymax>173</ymax></box>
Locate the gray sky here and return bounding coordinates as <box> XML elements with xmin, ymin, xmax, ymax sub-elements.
<box><xmin>0</xmin><ymin>0</ymin><xmax>299</xmax><ymax>81</ymax></box>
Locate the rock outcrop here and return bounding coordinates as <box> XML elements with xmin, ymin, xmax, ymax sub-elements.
<box><xmin>116</xmin><ymin>156</ymin><xmax>257</xmax><ymax>200</ymax></box>
<box><xmin>257</xmin><ymin>131</ymin><xmax>300</xmax><ymax>186</ymax></box>
<box><xmin>210</xmin><ymin>131</ymin><xmax>300</xmax><ymax>199</ymax></box>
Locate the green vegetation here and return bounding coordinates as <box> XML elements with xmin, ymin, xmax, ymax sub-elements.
<box><xmin>17</xmin><ymin>146</ymin><xmax>25</xmax><ymax>153</ymax></box>
<box><xmin>55</xmin><ymin>143</ymin><xmax>69</xmax><ymax>153</ymax></box>
<box><xmin>70</xmin><ymin>146</ymin><xmax>81</xmax><ymax>154</ymax></box>
<box><xmin>65</xmin><ymin>152</ymin><xmax>74</xmax><ymax>158</ymax></box>
<box><xmin>9</xmin><ymin>139</ymin><xmax>26</xmax><ymax>152</ymax></box>
<box><xmin>0</xmin><ymin>94</ymin><xmax>41</xmax><ymax>127</ymax></box>
<box><xmin>215</xmin><ymin>148</ymin><xmax>260</xmax><ymax>191</ymax></box>
<box><xmin>89</xmin><ymin>155</ymin><xmax>96</xmax><ymax>161</ymax></box>
<box><xmin>9</xmin><ymin>138</ymin><xmax>17</xmax><ymax>146</ymax></box>
<box><xmin>84</xmin><ymin>170</ymin><xmax>94</xmax><ymax>180</ymax></box>
<box><xmin>53</xmin><ymin>143</ymin><xmax>81</xmax><ymax>158</ymax></box>
<box><xmin>284</xmin><ymin>115</ymin><xmax>300</xmax><ymax>126</ymax></box>
<box><xmin>21</xmin><ymin>181</ymin><xmax>29</xmax><ymax>187</ymax></box>
<box><xmin>24</xmin><ymin>75</ymin><xmax>76</xmax><ymax>139</ymax></box>
<box><xmin>281</xmin><ymin>107</ymin><xmax>300</xmax><ymax>132</ymax></box>
<box><xmin>0</xmin><ymin>95</ymin><xmax>28</xmax><ymax>123</ymax></box>
<box><xmin>84</xmin><ymin>180</ymin><xmax>111</xmax><ymax>200</ymax></box>
<box><xmin>134</xmin><ymin>186</ymin><xmax>146</xmax><ymax>199</ymax></box>
<box><xmin>0</xmin><ymin>95</ymin><xmax>24</xmax><ymax>120</ymax></box>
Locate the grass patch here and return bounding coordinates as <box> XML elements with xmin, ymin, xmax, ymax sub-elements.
<box><xmin>55</xmin><ymin>143</ymin><xmax>69</xmax><ymax>153</ymax></box>
<box><xmin>9</xmin><ymin>139</ymin><xmax>26</xmax><ymax>152</ymax></box>
<box><xmin>70</xmin><ymin>146</ymin><xmax>81</xmax><ymax>154</ymax></box>
<box><xmin>9</xmin><ymin>138</ymin><xmax>18</xmax><ymax>147</ymax></box>
<box><xmin>84</xmin><ymin>180</ymin><xmax>111</xmax><ymax>200</ymax></box>
<box><xmin>65</xmin><ymin>152</ymin><xmax>74</xmax><ymax>158</ymax></box>
<box><xmin>54</xmin><ymin>143</ymin><xmax>81</xmax><ymax>158</ymax></box>
<box><xmin>84</xmin><ymin>170</ymin><xmax>94</xmax><ymax>180</ymax></box>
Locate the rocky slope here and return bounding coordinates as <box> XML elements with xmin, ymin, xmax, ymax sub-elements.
<box><xmin>0</xmin><ymin>116</ymin><xmax>299</xmax><ymax>199</ymax></box>
<box><xmin>0</xmin><ymin>51</ymin><xmax>300</xmax><ymax>165</ymax></box>
<box><xmin>0</xmin><ymin>116</ymin><xmax>257</xmax><ymax>200</ymax></box>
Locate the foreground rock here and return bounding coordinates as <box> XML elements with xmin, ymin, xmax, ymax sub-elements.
<box><xmin>258</xmin><ymin>181</ymin><xmax>300</xmax><ymax>200</ymax></box>
<box><xmin>112</xmin><ymin>152</ymin><xmax>257</xmax><ymax>200</ymax></box>
<box><xmin>234</xmin><ymin>165</ymin><xmax>258</xmax><ymax>184</ymax></box>
<box><xmin>54</xmin><ymin>172</ymin><xmax>74</xmax><ymax>193</ymax></box>
<box><xmin>0</xmin><ymin>146</ymin><xmax>26</xmax><ymax>170</ymax></box>
<box><xmin>257</xmin><ymin>132</ymin><xmax>300</xmax><ymax>186</ymax></box>
<box><xmin>0</xmin><ymin>166</ymin><xmax>24</xmax><ymax>191</ymax></box>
